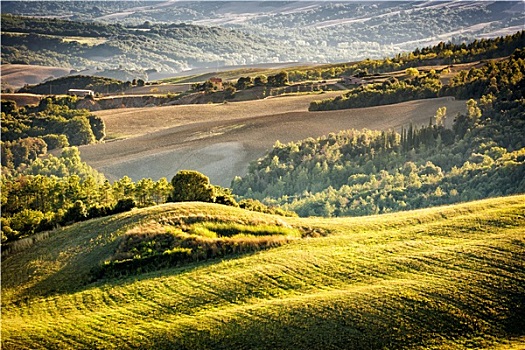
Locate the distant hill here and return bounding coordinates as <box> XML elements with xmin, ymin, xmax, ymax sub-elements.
<box><xmin>1</xmin><ymin>1</ymin><xmax>525</xmax><ymax>72</ymax></box>
<box><xmin>0</xmin><ymin>14</ymin><xmax>282</xmax><ymax>74</ymax></box>
<box><xmin>2</xmin><ymin>1</ymin><xmax>524</xmax><ymax>66</ymax></box>
<box><xmin>0</xmin><ymin>64</ymin><xmax>71</xmax><ymax>90</ymax></box>
<box><xmin>17</xmin><ymin>75</ymin><xmax>129</xmax><ymax>95</ymax></box>
<box><xmin>2</xmin><ymin>195</ymin><xmax>524</xmax><ymax>349</ymax></box>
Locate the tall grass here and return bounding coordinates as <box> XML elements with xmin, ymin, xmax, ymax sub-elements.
<box><xmin>190</xmin><ymin>222</ymin><xmax>301</xmax><ymax>237</ymax></box>
<box><xmin>95</xmin><ymin>214</ymin><xmax>304</xmax><ymax>278</ymax></box>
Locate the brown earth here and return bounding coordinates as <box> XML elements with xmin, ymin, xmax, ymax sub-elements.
<box><xmin>1</xmin><ymin>64</ymin><xmax>71</xmax><ymax>90</ymax></box>
<box><xmin>80</xmin><ymin>94</ymin><xmax>465</xmax><ymax>187</ymax></box>
<box><xmin>0</xmin><ymin>93</ymin><xmax>42</xmax><ymax>106</ymax></box>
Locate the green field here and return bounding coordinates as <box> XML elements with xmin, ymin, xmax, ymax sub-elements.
<box><xmin>2</xmin><ymin>195</ymin><xmax>525</xmax><ymax>349</ymax></box>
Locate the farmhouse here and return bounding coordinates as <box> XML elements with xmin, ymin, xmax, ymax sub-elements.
<box><xmin>209</xmin><ymin>77</ymin><xmax>223</xmax><ymax>89</ymax></box>
<box><xmin>68</xmin><ymin>89</ymin><xmax>95</xmax><ymax>97</ymax></box>
<box><xmin>340</xmin><ymin>75</ymin><xmax>367</xmax><ymax>86</ymax></box>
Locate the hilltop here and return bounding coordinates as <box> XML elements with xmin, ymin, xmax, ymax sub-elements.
<box><xmin>2</xmin><ymin>195</ymin><xmax>524</xmax><ymax>349</ymax></box>
<box><xmin>0</xmin><ymin>64</ymin><xmax>71</xmax><ymax>90</ymax></box>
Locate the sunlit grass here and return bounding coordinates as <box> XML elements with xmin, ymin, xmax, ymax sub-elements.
<box><xmin>2</xmin><ymin>196</ymin><xmax>524</xmax><ymax>349</ymax></box>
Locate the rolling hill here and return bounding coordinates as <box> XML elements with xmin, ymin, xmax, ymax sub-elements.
<box><xmin>0</xmin><ymin>14</ymin><xmax>282</xmax><ymax>74</ymax></box>
<box><xmin>78</xmin><ymin>94</ymin><xmax>465</xmax><ymax>186</ymax></box>
<box><xmin>2</xmin><ymin>1</ymin><xmax>524</xmax><ymax>73</ymax></box>
<box><xmin>2</xmin><ymin>195</ymin><xmax>524</xmax><ymax>349</ymax></box>
<box><xmin>0</xmin><ymin>64</ymin><xmax>71</xmax><ymax>90</ymax></box>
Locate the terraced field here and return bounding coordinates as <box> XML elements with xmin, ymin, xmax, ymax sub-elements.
<box><xmin>80</xmin><ymin>95</ymin><xmax>464</xmax><ymax>186</ymax></box>
<box><xmin>2</xmin><ymin>195</ymin><xmax>524</xmax><ymax>349</ymax></box>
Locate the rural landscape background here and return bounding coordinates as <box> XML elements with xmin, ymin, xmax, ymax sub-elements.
<box><xmin>1</xmin><ymin>1</ymin><xmax>524</xmax><ymax>349</ymax></box>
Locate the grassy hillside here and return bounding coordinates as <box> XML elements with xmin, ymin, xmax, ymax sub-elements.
<box><xmin>2</xmin><ymin>195</ymin><xmax>524</xmax><ymax>349</ymax></box>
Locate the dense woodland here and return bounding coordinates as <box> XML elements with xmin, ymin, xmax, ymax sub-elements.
<box><xmin>1</xmin><ymin>14</ymin><xmax>282</xmax><ymax>73</ymax></box>
<box><xmin>232</xmin><ymin>49</ymin><xmax>525</xmax><ymax>216</ymax></box>
<box><xmin>0</xmin><ymin>96</ymin><xmax>164</xmax><ymax>242</ymax></box>
<box><xmin>0</xmin><ymin>149</ymin><xmax>173</xmax><ymax>242</ymax></box>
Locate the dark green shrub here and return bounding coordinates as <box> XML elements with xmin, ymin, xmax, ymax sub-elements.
<box><xmin>113</xmin><ymin>198</ymin><xmax>136</xmax><ymax>214</ymax></box>
<box><xmin>61</xmin><ymin>200</ymin><xmax>88</xmax><ymax>225</ymax></box>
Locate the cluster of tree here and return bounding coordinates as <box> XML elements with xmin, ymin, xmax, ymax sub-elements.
<box><xmin>310</xmin><ymin>44</ymin><xmax>525</xmax><ymax>111</ymax></box>
<box><xmin>310</xmin><ymin>73</ymin><xmax>442</xmax><ymax>111</ymax></box>
<box><xmin>191</xmin><ymin>80</ymin><xmax>223</xmax><ymax>94</ymax></box>
<box><xmin>169</xmin><ymin>170</ymin><xmax>237</xmax><ymax>206</ymax></box>
<box><xmin>232</xmin><ymin>72</ymin><xmax>290</xmax><ymax>91</ymax></box>
<box><xmin>191</xmin><ymin>72</ymin><xmax>289</xmax><ymax>99</ymax></box>
<box><xmin>287</xmin><ymin>67</ymin><xmax>344</xmax><ymax>83</ymax></box>
<box><xmin>232</xmin><ymin>52</ymin><xmax>525</xmax><ymax>217</ymax></box>
<box><xmin>1</xmin><ymin>147</ymin><xmax>173</xmax><ymax>242</ymax></box>
<box><xmin>168</xmin><ymin>170</ymin><xmax>296</xmax><ymax>217</ymax></box>
<box><xmin>18</xmin><ymin>75</ymin><xmax>131</xmax><ymax>95</ymax></box>
<box><xmin>443</xmin><ymin>49</ymin><xmax>525</xmax><ymax>100</ymax></box>
<box><xmin>1</xmin><ymin>97</ymin><xmax>105</xmax><ymax>173</ymax></box>
<box><xmin>394</xmin><ymin>30</ymin><xmax>525</xmax><ymax>67</ymax></box>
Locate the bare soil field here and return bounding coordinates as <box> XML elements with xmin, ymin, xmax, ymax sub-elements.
<box><xmin>80</xmin><ymin>95</ymin><xmax>465</xmax><ymax>187</ymax></box>
<box><xmin>1</xmin><ymin>64</ymin><xmax>71</xmax><ymax>90</ymax></box>
<box><xmin>93</xmin><ymin>91</ymin><xmax>345</xmax><ymax>138</ymax></box>
<box><xmin>0</xmin><ymin>93</ymin><xmax>42</xmax><ymax>106</ymax></box>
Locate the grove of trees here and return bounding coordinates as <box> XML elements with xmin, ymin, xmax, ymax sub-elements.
<box><xmin>1</xmin><ymin>96</ymin><xmax>105</xmax><ymax>173</ymax></box>
<box><xmin>232</xmin><ymin>49</ymin><xmax>525</xmax><ymax>216</ymax></box>
<box><xmin>1</xmin><ymin>147</ymin><xmax>173</xmax><ymax>242</ymax></box>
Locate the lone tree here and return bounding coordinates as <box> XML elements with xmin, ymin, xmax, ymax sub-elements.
<box><xmin>169</xmin><ymin>170</ymin><xmax>238</xmax><ymax>206</ymax></box>
<box><xmin>170</xmin><ymin>170</ymin><xmax>215</xmax><ymax>202</ymax></box>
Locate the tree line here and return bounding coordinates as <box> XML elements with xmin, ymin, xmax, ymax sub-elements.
<box><xmin>310</xmin><ymin>70</ymin><xmax>443</xmax><ymax>111</ymax></box>
<box><xmin>1</xmin><ymin>155</ymin><xmax>293</xmax><ymax>243</ymax></box>
<box><xmin>337</xmin><ymin>31</ymin><xmax>525</xmax><ymax>78</ymax></box>
<box><xmin>310</xmin><ymin>41</ymin><xmax>525</xmax><ymax>111</ymax></box>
